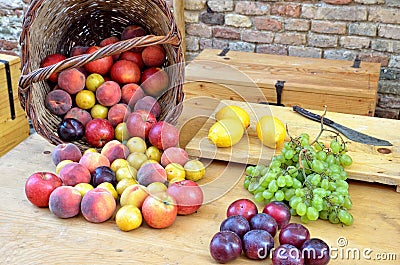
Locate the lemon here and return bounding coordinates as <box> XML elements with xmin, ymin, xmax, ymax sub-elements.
<box><xmin>208</xmin><ymin>118</ymin><xmax>244</xmax><ymax>147</ymax></box>
<box><xmin>256</xmin><ymin>116</ymin><xmax>286</xmax><ymax>149</ymax></box>
<box><xmin>215</xmin><ymin>105</ymin><xmax>250</xmax><ymax>129</ymax></box>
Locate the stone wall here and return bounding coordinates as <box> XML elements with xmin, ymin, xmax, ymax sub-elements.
<box><xmin>183</xmin><ymin>0</ymin><xmax>400</xmax><ymax>119</ymax></box>
<box><xmin>1</xmin><ymin>0</ymin><xmax>399</xmax><ymax>119</ymax></box>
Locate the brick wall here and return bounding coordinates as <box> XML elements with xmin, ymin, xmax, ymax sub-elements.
<box><xmin>1</xmin><ymin>0</ymin><xmax>399</xmax><ymax>119</ymax></box>
<box><xmin>182</xmin><ymin>0</ymin><xmax>400</xmax><ymax>119</ymax></box>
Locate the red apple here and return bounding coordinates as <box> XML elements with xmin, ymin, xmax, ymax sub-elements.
<box><xmin>40</xmin><ymin>53</ymin><xmax>67</xmax><ymax>83</ymax></box>
<box><xmin>141</xmin><ymin>192</ymin><xmax>178</xmax><ymax>229</ymax></box>
<box><xmin>227</xmin><ymin>198</ymin><xmax>258</xmax><ymax>221</ymax></box>
<box><xmin>167</xmin><ymin>180</ymin><xmax>203</xmax><ymax>215</ymax></box>
<box><xmin>126</xmin><ymin>110</ymin><xmax>156</xmax><ymax>140</ymax></box>
<box><xmin>148</xmin><ymin>121</ymin><xmax>179</xmax><ymax>150</ymax></box>
<box><xmin>85</xmin><ymin>118</ymin><xmax>115</xmax><ymax>148</ymax></box>
<box><xmin>25</xmin><ymin>172</ymin><xmax>63</xmax><ymax>207</ymax></box>
<box><xmin>84</xmin><ymin>46</ymin><xmax>113</xmax><ymax>75</ymax></box>
<box><xmin>119</xmin><ymin>51</ymin><xmax>144</xmax><ymax>69</ymax></box>
<box><xmin>110</xmin><ymin>59</ymin><xmax>141</xmax><ymax>84</ymax></box>
<box><xmin>140</xmin><ymin>67</ymin><xmax>169</xmax><ymax>98</ymax></box>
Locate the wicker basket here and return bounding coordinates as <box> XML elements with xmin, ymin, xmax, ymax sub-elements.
<box><xmin>18</xmin><ymin>0</ymin><xmax>185</xmax><ymax>150</ymax></box>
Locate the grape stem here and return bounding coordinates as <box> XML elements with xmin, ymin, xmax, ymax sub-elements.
<box><xmin>310</xmin><ymin>106</ymin><xmax>328</xmax><ymax>146</ymax></box>
<box><xmin>309</xmin><ymin>106</ymin><xmax>348</xmax><ymax>152</ymax></box>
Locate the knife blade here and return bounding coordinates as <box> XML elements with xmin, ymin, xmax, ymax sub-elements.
<box><xmin>292</xmin><ymin>106</ymin><xmax>393</xmax><ymax>146</ymax></box>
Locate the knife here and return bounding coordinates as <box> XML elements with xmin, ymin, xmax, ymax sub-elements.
<box><xmin>292</xmin><ymin>106</ymin><xmax>392</xmax><ymax>146</ymax></box>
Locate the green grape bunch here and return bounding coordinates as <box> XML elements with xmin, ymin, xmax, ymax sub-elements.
<box><xmin>244</xmin><ymin>132</ymin><xmax>354</xmax><ymax>226</ymax></box>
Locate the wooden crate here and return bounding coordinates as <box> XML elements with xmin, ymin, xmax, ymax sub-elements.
<box><xmin>0</xmin><ymin>54</ymin><xmax>29</xmax><ymax>157</ymax></box>
<box><xmin>184</xmin><ymin>49</ymin><xmax>380</xmax><ymax>116</ymax></box>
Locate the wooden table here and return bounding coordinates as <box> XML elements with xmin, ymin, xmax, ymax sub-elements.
<box><xmin>0</xmin><ymin>99</ymin><xmax>399</xmax><ymax>264</ymax></box>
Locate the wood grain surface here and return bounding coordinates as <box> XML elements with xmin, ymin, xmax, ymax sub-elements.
<box><xmin>184</xmin><ymin>49</ymin><xmax>380</xmax><ymax>116</ymax></box>
<box><xmin>0</xmin><ymin>99</ymin><xmax>399</xmax><ymax>264</ymax></box>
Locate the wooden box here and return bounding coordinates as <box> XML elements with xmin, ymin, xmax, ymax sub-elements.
<box><xmin>0</xmin><ymin>54</ymin><xmax>29</xmax><ymax>157</ymax></box>
<box><xmin>184</xmin><ymin>49</ymin><xmax>380</xmax><ymax>116</ymax></box>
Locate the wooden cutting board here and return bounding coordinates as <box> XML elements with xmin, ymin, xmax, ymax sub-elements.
<box><xmin>185</xmin><ymin>100</ymin><xmax>400</xmax><ymax>191</ymax></box>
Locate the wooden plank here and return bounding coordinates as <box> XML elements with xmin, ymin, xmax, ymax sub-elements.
<box><xmin>184</xmin><ymin>81</ymin><xmax>377</xmax><ymax>116</ymax></box>
<box><xmin>185</xmin><ymin>100</ymin><xmax>400</xmax><ymax>190</ymax></box>
<box><xmin>190</xmin><ymin>49</ymin><xmax>381</xmax><ymax>82</ymax></box>
<box><xmin>185</xmin><ymin>59</ymin><xmax>377</xmax><ymax>98</ymax></box>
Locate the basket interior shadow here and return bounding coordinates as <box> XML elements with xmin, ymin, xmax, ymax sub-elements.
<box><xmin>18</xmin><ymin>0</ymin><xmax>184</xmax><ymax>151</ymax></box>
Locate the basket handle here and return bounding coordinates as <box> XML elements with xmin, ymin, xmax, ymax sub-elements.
<box><xmin>18</xmin><ymin>33</ymin><xmax>180</xmax><ymax>93</ymax></box>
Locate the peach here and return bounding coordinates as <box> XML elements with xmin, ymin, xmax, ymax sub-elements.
<box><xmin>45</xmin><ymin>89</ymin><xmax>72</xmax><ymax>115</ymax></box>
<box><xmin>81</xmin><ymin>187</ymin><xmax>116</xmax><ymax>223</ymax></box>
<box><xmin>40</xmin><ymin>53</ymin><xmax>67</xmax><ymax>83</ymax></box>
<box><xmin>59</xmin><ymin>162</ymin><xmax>91</xmax><ymax>186</ymax></box>
<box><xmin>96</xmin><ymin>81</ymin><xmax>121</xmax><ymax>107</ymax></box>
<box><xmin>58</xmin><ymin>68</ymin><xmax>86</xmax><ymax>94</ymax></box>
<box><xmin>52</xmin><ymin>143</ymin><xmax>82</xmax><ymax>166</ymax></box>
<box><xmin>137</xmin><ymin>162</ymin><xmax>167</xmax><ymax>186</ymax></box>
<box><xmin>84</xmin><ymin>46</ymin><xmax>114</xmax><ymax>75</ymax></box>
<box><xmin>160</xmin><ymin>147</ymin><xmax>189</xmax><ymax>167</ymax></box>
<box><xmin>140</xmin><ymin>67</ymin><xmax>169</xmax><ymax>98</ymax></box>
<box><xmin>119</xmin><ymin>184</ymin><xmax>149</xmax><ymax>208</ymax></box>
<box><xmin>107</xmin><ymin>103</ymin><xmax>131</xmax><ymax>127</ymax></box>
<box><xmin>49</xmin><ymin>186</ymin><xmax>82</xmax><ymax>218</ymax></box>
<box><xmin>64</xmin><ymin>107</ymin><xmax>92</xmax><ymax>127</ymax></box>
<box><xmin>119</xmin><ymin>51</ymin><xmax>144</xmax><ymax>69</ymax></box>
<box><xmin>70</xmin><ymin>46</ymin><xmax>88</xmax><ymax>57</ymax></box>
<box><xmin>110</xmin><ymin>59</ymin><xmax>141</xmax><ymax>84</ymax></box>
<box><xmin>134</xmin><ymin>96</ymin><xmax>161</xmax><ymax>118</ymax></box>
<box><xmin>141</xmin><ymin>45</ymin><xmax>166</xmax><ymax>67</ymax></box>
<box><xmin>121</xmin><ymin>83</ymin><xmax>145</xmax><ymax>108</ymax></box>
<box><xmin>79</xmin><ymin>152</ymin><xmax>110</xmax><ymax>174</ymax></box>
<box><xmin>100</xmin><ymin>140</ymin><xmax>130</xmax><ymax>164</ymax></box>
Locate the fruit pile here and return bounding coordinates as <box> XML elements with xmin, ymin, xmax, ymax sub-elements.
<box><xmin>25</xmin><ymin>131</ymin><xmax>206</xmax><ymax>231</ymax></box>
<box><xmin>41</xmin><ymin>24</ymin><xmax>171</xmax><ymax>147</ymax></box>
<box><xmin>210</xmin><ymin>199</ymin><xmax>330</xmax><ymax>264</ymax></box>
<box><xmin>244</xmin><ymin>132</ymin><xmax>354</xmax><ymax>226</ymax></box>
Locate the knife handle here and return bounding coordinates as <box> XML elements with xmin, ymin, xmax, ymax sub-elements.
<box><xmin>292</xmin><ymin>106</ymin><xmax>334</xmax><ymax>125</ymax></box>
